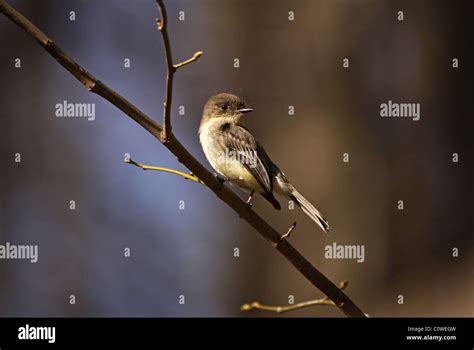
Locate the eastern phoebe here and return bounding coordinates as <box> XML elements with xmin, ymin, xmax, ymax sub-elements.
<box><xmin>199</xmin><ymin>93</ymin><xmax>329</xmax><ymax>234</ymax></box>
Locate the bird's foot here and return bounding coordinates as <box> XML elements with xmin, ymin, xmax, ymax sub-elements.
<box><xmin>214</xmin><ymin>173</ymin><xmax>227</xmax><ymax>190</ymax></box>
<box><xmin>245</xmin><ymin>190</ymin><xmax>255</xmax><ymax>208</ymax></box>
<box><xmin>214</xmin><ymin>173</ymin><xmax>244</xmax><ymax>190</ymax></box>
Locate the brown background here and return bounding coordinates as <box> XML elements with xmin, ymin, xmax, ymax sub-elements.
<box><xmin>0</xmin><ymin>0</ymin><xmax>471</xmax><ymax>316</ymax></box>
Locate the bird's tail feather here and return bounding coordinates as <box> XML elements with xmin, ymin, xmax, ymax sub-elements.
<box><xmin>290</xmin><ymin>187</ymin><xmax>329</xmax><ymax>234</ymax></box>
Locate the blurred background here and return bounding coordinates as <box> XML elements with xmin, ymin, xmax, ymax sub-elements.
<box><xmin>0</xmin><ymin>0</ymin><xmax>471</xmax><ymax>317</ymax></box>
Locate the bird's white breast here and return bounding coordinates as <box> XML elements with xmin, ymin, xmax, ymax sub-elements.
<box><xmin>199</xmin><ymin>119</ymin><xmax>261</xmax><ymax>193</ymax></box>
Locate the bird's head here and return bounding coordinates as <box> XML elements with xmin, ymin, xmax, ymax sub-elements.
<box><xmin>201</xmin><ymin>93</ymin><xmax>253</xmax><ymax>124</ymax></box>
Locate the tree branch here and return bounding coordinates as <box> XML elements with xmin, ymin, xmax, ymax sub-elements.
<box><xmin>241</xmin><ymin>281</ymin><xmax>349</xmax><ymax>314</ymax></box>
<box><xmin>125</xmin><ymin>157</ymin><xmax>204</xmax><ymax>184</ymax></box>
<box><xmin>155</xmin><ymin>0</ymin><xmax>174</xmax><ymax>142</ymax></box>
<box><xmin>0</xmin><ymin>0</ymin><xmax>367</xmax><ymax>317</ymax></box>
<box><xmin>174</xmin><ymin>51</ymin><xmax>203</xmax><ymax>70</ymax></box>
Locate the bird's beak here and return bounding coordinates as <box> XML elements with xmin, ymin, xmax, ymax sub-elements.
<box><xmin>237</xmin><ymin>108</ymin><xmax>253</xmax><ymax>114</ymax></box>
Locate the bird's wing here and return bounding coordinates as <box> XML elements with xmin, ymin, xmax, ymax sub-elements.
<box><xmin>224</xmin><ymin>124</ymin><xmax>273</xmax><ymax>195</ymax></box>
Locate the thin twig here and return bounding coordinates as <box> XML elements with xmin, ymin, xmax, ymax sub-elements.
<box><xmin>125</xmin><ymin>157</ymin><xmax>204</xmax><ymax>184</ymax></box>
<box><xmin>280</xmin><ymin>221</ymin><xmax>297</xmax><ymax>242</ymax></box>
<box><xmin>155</xmin><ymin>2</ymin><xmax>202</xmax><ymax>141</ymax></box>
<box><xmin>0</xmin><ymin>0</ymin><xmax>367</xmax><ymax>317</ymax></box>
<box><xmin>241</xmin><ymin>281</ymin><xmax>349</xmax><ymax>314</ymax></box>
<box><xmin>155</xmin><ymin>0</ymin><xmax>174</xmax><ymax>142</ymax></box>
<box><xmin>174</xmin><ymin>51</ymin><xmax>203</xmax><ymax>69</ymax></box>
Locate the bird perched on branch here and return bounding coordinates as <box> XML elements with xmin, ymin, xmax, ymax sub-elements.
<box><xmin>199</xmin><ymin>93</ymin><xmax>329</xmax><ymax>234</ymax></box>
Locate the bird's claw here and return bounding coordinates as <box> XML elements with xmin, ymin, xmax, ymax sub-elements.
<box><xmin>245</xmin><ymin>190</ymin><xmax>255</xmax><ymax>208</ymax></box>
<box><xmin>214</xmin><ymin>173</ymin><xmax>226</xmax><ymax>190</ymax></box>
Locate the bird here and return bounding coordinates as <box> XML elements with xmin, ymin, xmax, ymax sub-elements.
<box><xmin>198</xmin><ymin>93</ymin><xmax>329</xmax><ymax>234</ymax></box>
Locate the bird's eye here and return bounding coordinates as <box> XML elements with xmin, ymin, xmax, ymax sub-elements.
<box><xmin>220</xmin><ymin>104</ymin><xmax>228</xmax><ymax>111</ymax></box>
